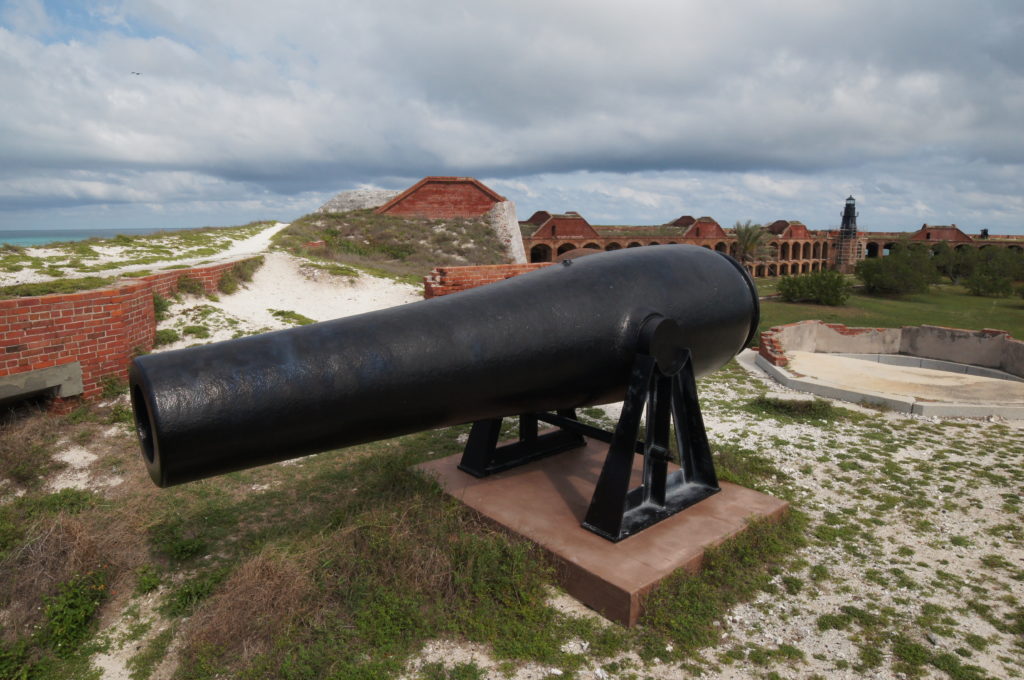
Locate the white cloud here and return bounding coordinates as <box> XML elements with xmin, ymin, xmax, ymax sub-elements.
<box><xmin>0</xmin><ymin>0</ymin><xmax>1022</xmax><ymax>232</ymax></box>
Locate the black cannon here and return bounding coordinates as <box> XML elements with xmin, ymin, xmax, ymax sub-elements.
<box><xmin>130</xmin><ymin>245</ymin><xmax>759</xmax><ymax>540</ymax></box>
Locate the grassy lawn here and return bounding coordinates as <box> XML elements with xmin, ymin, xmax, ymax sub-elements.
<box><xmin>754</xmin><ymin>276</ymin><xmax>784</xmax><ymax>297</ymax></box>
<box><xmin>758</xmin><ymin>284</ymin><xmax>1024</xmax><ymax>340</ymax></box>
<box><xmin>4</xmin><ymin>361</ymin><xmax>1023</xmax><ymax>679</ymax></box>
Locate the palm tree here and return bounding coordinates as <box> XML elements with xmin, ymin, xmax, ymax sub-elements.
<box><xmin>732</xmin><ymin>220</ymin><xmax>770</xmax><ymax>266</ymax></box>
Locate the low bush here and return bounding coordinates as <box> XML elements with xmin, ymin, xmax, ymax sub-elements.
<box><xmin>217</xmin><ymin>257</ymin><xmax>264</xmax><ymax>294</ymax></box>
<box><xmin>38</xmin><ymin>569</ymin><xmax>109</xmax><ymax>653</ymax></box>
<box><xmin>234</xmin><ymin>256</ymin><xmax>264</xmax><ymax>282</ymax></box>
<box><xmin>176</xmin><ymin>275</ymin><xmax>205</xmax><ymax>297</ymax></box>
<box><xmin>154</xmin><ymin>329</ymin><xmax>180</xmax><ymax>346</ymax></box>
<box><xmin>153</xmin><ymin>293</ymin><xmax>171</xmax><ymax>321</ymax></box>
<box><xmin>218</xmin><ymin>270</ymin><xmax>240</xmax><ymax>295</ymax></box>
<box><xmin>778</xmin><ymin>271</ymin><xmax>852</xmax><ymax>305</ymax></box>
<box><xmin>99</xmin><ymin>374</ymin><xmax>127</xmax><ymax>399</ymax></box>
<box><xmin>855</xmin><ymin>244</ymin><xmax>936</xmax><ymax>295</ymax></box>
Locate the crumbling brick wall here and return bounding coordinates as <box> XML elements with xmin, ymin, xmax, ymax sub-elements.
<box><xmin>423</xmin><ymin>263</ymin><xmax>554</xmax><ymax>298</ymax></box>
<box><xmin>1</xmin><ymin>259</ymin><xmax>251</xmax><ymax>403</ymax></box>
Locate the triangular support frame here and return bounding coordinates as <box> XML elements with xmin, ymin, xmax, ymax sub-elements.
<box><xmin>457</xmin><ymin>315</ymin><xmax>720</xmax><ymax>542</ymax></box>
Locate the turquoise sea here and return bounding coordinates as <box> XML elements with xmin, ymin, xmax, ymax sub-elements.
<box><xmin>0</xmin><ymin>227</ymin><xmax>193</xmax><ymax>248</ymax></box>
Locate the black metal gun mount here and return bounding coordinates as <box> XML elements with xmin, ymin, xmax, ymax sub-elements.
<box><xmin>458</xmin><ymin>314</ymin><xmax>720</xmax><ymax>541</ymax></box>
<box><xmin>129</xmin><ymin>245</ymin><xmax>759</xmax><ymax>541</ymax></box>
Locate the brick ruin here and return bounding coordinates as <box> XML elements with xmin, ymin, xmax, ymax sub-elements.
<box><xmin>0</xmin><ymin>259</ymin><xmax>253</xmax><ymax>406</ymax></box>
<box><xmin>375</xmin><ymin>176</ymin><xmax>506</xmax><ymax>219</ymax></box>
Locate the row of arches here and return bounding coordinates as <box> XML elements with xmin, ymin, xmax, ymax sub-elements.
<box><xmin>529</xmin><ymin>240</ymin><xmax>735</xmax><ymax>262</ymax></box>
<box><xmin>527</xmin><ymin>239</ymin><xmax>837</xmax><ymax>277</ymax></box>
<box><xmin>772</xmin><ymin>241</ymin><xmax>829</xmax><ymax>260</ymax></box>
<box><xmin>751</xmin><ymin>262</ymin><xmax>826</xmax><ymax>277</ymax></box>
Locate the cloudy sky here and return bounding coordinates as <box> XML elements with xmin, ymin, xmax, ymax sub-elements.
<box><xmin>1</xmin><ymin>1</ymin><xmax>1023</xmax><ymax>234</ymax></box>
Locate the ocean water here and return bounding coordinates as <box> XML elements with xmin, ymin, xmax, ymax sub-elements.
<box><xmin>0</xmin><ymin>227</ymin><xmax>194</xmax><ymax>248</ymax></box>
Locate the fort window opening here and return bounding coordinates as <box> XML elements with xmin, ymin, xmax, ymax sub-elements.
<box><xmin>530</xmin><ymin>244</ymin><xmax>552</xmax><ymax>262</ymax></box>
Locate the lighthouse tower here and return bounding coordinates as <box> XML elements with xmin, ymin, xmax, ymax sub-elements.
<box><xmin>835</xmin><ymin>196</ymin><xmax>860</xmax><ymax>273</ymax></box>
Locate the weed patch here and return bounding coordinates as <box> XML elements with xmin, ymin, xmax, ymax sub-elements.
<box><xmin>175</xmin><ymin>275</ymin><xmax>205</xmax><ymax>297</ymax></box>
<box><xmin>269</xmin><ymin>308</ymin><xmax>316</xmax><ymax>326</ymax></box>
<box><xmin>744</xmin><ymin>395</ymin><xmax>855</xmax><ymax>422</ymax></box>
<box><xmin>153</xmin><ymin>328</ymin><xmax>180</xmax><ymax>346</ymax></box>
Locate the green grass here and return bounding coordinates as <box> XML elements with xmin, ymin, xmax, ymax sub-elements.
<box><xmin>273</xmin><ymin>209</ymin><xmax>510</xmax><ymax>280</ymax></box>
<box><xmin>758</xmin><ymin>284</ymin><xmax>1024</xmax><ymax>339</ymax></box>
<box><xmin>638</xmin><ymin>511</ymin><xmax>808</xmax><ymax>660</ymax></box>
<box><xmin>269</xmin><ymin>308</ymin><xmax>316</xmax><ymax>326</ymax></box>
<box><xmin>153</xmin><ymin>328</ymin><xmax>180</xmax><ymax>346</ymax></box>
<box><xmin>0</xmin><ymin>276</ymin><xmax>115</xmax><ymax>299</ymax></box>
<box><xmin>742</xmin><ymin>395</ymin><xmax>860</xmax><ymax>424</ymax></box>
<box><xmin>3</xmin><ymin>354</ymin><xmax>1023</xmax><ymax>679</ymax></box>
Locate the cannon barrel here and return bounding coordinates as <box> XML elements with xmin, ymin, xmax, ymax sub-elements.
<box><xmin>129</xmin><ymin>245</ymin><xmax>759</xmax><ymax>487</ymax></box>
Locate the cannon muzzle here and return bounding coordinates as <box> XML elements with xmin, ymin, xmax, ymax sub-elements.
<box><xmin>130</xmin><ymin>245</ymin><xmax>758</xmax><ymax>488</ymax></box>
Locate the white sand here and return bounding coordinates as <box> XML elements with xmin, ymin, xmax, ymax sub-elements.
<box><xmin>154</xmin><ymin>250</ymin><xmax>422</xmax><ymax>352</ymax></box>
<box><xmin>216</xmin><ymin>251</ymin><xmax>421</xmax><ymax>327</ymax></box>
<box><xmin>2</xmin><ymin>222</ymin><xmax>290</xmax><ymax>286</ymax></box>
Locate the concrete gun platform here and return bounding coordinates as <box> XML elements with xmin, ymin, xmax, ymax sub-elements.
<box><xmin>756</xmin><ymin>350</ymin><xmax>1024</xmax><ymax>419</ymax></box>
<box><xmin>418</xmin><ymin>439</ymin><xmax>788</xmax><ymax>626</ymax></box>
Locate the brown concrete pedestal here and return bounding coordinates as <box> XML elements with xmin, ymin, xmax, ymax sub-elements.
<box><xmin>417</xmin><ymin>438</ymin><xmax>789</xmax><ymax>626</ymax></box>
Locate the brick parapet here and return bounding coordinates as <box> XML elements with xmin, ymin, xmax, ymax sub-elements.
<box><xmin>1</xmin><ymin>258</ymin><xmax>255</xmax><ymax>404</ymax></box>
<box><xmin>423</xmin><ymin>263</ymin><xmax>554</xmax><ymax>298</ymax></box>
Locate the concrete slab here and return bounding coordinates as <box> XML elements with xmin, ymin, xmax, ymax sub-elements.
<box><xmin>417</xmin><ymin>440</ymin><xmax>788</xmax><ymax>626</ymax></box>
<box><xmin>787</xmin><ymin>351</ymin><xmax>1024</xmax><ymax>405</ymax></box>
<box><xmin>755</xmin><ymin>351</ymin><xmax>1024</xmax><ymax>419</ymax></box>
<box><xmin>0</xmin><ymin>362</ymin><xmax>82</xmax><ymax>404</ymax></box>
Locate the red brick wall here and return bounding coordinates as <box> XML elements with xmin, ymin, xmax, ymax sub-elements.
<box><xmin>423</xmin><ymin>263</ymin><xmax>554</xmax><ymax>298</ymax></box>
<box><xmin>1</xmin><ymin>259</ymin><xmax>253</xmax><ymax>403</ymax></box>
<box><xmin>531</xmin><ymin>217</ymin><xmax>600</xmax><ymax>239</ymax></box>
<box><xmin>380</xmin><ymin>180</ymin><xmax>499</xmax><ymax>219</ymax></box>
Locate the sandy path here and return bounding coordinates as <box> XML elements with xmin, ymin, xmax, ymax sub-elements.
<box><xmin>216</xmin><ymin>251</ymin><xmax>421</xmax><ymax>326</ymax></box>
<box><xmin>154</xmin><ymin>251</ymin><xmax>424</xmax><ymax>352</ymax></box>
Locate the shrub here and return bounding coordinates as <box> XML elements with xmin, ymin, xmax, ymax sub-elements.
<box><xmin>154</xmin><ymin>329</ymin><xmax>180</xmax><ymax>346</ymax></box>
<box><xmin>218</xmin><ymin>270</ymin><xmax>240</xmax><ymax>295</ymax></box>
<box><xmin>38</xmin><ymin>569</ymin><xmax>109</xmax><ymax>653</ymax></box>
<box><xmin>153</xmin><ymin>293</ymin><xmax>172</xmax><ymax>321</ymax></box>
<box><xmin>218</xmin><ymin>257</ymin><xmax>264</xmax><ymax>295</ymax></box>
<box><xmin>176</xmin><ymin>275</ymin><xmax>205</xmax><ymax>297</ymax></box>
<box><xmin>963</xmin><ymin>247</ymin><xmax>1024</xmax><ymax>297</ymax></box>
<box><xmin>855</xmin><ymin>244</ymin><xmax>936</xmax><ymax>295</ymax></box>
<box><xmin>99</xmin><ymin>374</ymin><xmax>127</xmax><ymax>399</ymax></box>
<box><xmin>234</xmin><ymin>256</ymin><xmax>264</xmax><ymax>282</ymax></box>
<box><xmin>778</xmin><ymin>271</ymin><xmax>851</xmax><ymax>305</ymax></box>
<box><xmin>183</xmin><ymin>325</ymin><xmax>211</xmax><ymax>339</ymax></box>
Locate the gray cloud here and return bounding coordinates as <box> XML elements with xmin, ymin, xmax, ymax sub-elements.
<box><xmin>0</xmin><ymin>0</ymin><xmax>1022</xmax><ymax>231</ymax></box>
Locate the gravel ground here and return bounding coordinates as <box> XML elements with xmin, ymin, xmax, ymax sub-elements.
<box><xmin>398</xmin><ymin>351</ymin><xmax>1024</xmax><ymax>680</ymax></box>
